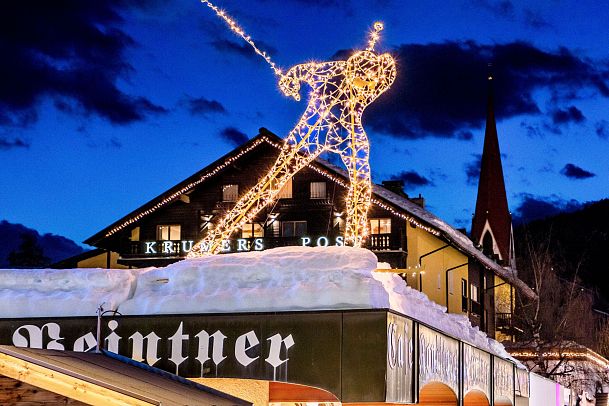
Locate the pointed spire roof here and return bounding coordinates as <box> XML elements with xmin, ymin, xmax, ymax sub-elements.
<box><xmin>471</xmin><ymin>69</ymin><xmax>514</xmax><ymax>267</ymax></box>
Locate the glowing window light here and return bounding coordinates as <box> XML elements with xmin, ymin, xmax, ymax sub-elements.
<box><xmin>188</xmin><ymin>1</ymin><xmax>397</xmax><ymax>256</ymax></box>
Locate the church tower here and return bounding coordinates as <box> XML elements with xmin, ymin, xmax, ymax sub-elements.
<box><xmin>471</xmin><ymin>71</ymin><xmax>516</xmax><ymax>268</ymax></box>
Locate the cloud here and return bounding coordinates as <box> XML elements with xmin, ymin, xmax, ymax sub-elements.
<box><xmin>219</xmin><ymin>127</ymin><xmax>248</xmax><ymax>146</ymax></box>
<box><xmin>512</xmin><ymin>193</ymin><xmax>583</xmax><ymax>224</ymax></box>
<box><xmin>596</xmin><ymin>120</ymin><xmax>609</xmax><ymax>139</ymax></box>
<box><xmin>474</xmin><ymin>0</ymin><xmax>515</xmax><ymax>18</ymax></box>
<box><xmin>0</xmin><ymin>1</ymin><xmax>166</xmax><ymax>127</ymax></box>
<box><xmin>522</xmin><ymin>9</ymin><xmax>551</xmax><ymax>29</ymax></box>
<box><xmin>209</xmin><ymin>38</ymin><xmax>277</xmax><ymax>61</ymax></box>
<box><xmin>551</xmin><ymin>105</ymin><xmax>585</xmax><ymax>125</ymax></box>
<box><xmin>465</xmin><ymin>155</ymin><xmax>482</xmax><ymax>185</ymax></box>
<box><xmin>390</xmin><ymin>170</ymin><xmax>433</xmax><ymax>190</ymax></box>
<box><xmin>0</xmin><ymin>137</ymin><xmax>30</xmax><ymax>150</ymax></box>
<box><xmin>560</xmin><ymin>163</ymin><xmax>595</xmax><ymax>180</ymax></box>
<box><xmin>183</xmin><ymin>96</ymin><xmax>226</xmax><ymax>117</ymax></box>
<box><xmin>362</xmin><ymin>41</ymin><xmax>608</xmax><ymax>139</ymax></box>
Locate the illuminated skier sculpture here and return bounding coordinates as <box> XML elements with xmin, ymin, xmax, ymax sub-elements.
<box><xmin>189</xmin><ymin>3</ymin><xmax>396</xmax><ymax>256</ymax></box>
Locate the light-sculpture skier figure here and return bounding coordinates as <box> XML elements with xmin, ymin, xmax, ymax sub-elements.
<box><xmin>189</xmin><ymin>18</ymin><xmax>396</xmax><ymax>257</ymax></box>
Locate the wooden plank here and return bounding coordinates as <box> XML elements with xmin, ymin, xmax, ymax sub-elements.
<box><xmin>0</xmin><ymin>352</ymin><xmax>154</xmax><ymax>406</ymax></box>
<box><xmin>0</xmin><ymin>375</ymin><xmax>88</xmax><ymax>405</ymax></box>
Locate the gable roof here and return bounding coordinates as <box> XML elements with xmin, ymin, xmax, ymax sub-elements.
<box><xmin>85</xmin><ymin>127</ymin><xmax>534</xmax><ymax>297</ymax></box>
<box><xmin>0</xmin><ymin>345</ymin><xmax>250</xmax><ymax>406</ymax></box>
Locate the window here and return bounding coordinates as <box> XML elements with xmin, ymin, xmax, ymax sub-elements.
<box><xmin>157</xmin><ymin>225</ymin><xmax>181</xmax><ymax>241</ymax></box>
<box><xmin>369</xmin><ymin>218</ymin><xmax>391</xmax><ymax>234</ymax></box>
<box><xmin>310</xmin><ymin>182</ymin><xmax>327</xmax><ymax>199</ymax></box>
<box><xmin>277</xmin><ymin>178</ymin><xmax>293</xmax><ymax>199</ymax></box>
<box><xmin>448</xmin><ymin>272</ymin><xmax>454</xmax><ymax>294</ymax></box>
<box><xmin>222</xmin><ymin>184</ymin><xmax>238</xmax><ymax>202</ymax></box>
<box><xmin>461</xmin><ymin>278</ymin><xmax>468</xmax><ymax>312</ymax></box>
<box><xmin>242</xmin><ymin>223</ymin><xmax>264</xmax><ymax>238</ymax></box>
<box><xmin>282</xmin><ymin>221</ymin><xmax>307</xmax><ymax>237</ymax></box>
<box><xmin>437</xmin><ymin>274</ymin><xmax>441</xmax><ymax>290</ymax></box>
<box><xmin>130</xmin><ymin>227</ymin><xmax>140</xmax><ymax>242</ymax></box>
<box><xmin>470</xmin><ymin>284</ymin><xmax>480</xmax><ymax>303</ymax></box>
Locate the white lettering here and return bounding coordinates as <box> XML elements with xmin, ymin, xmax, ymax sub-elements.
<box><xmin>237</xmin><ymin>239</ymin><xmax>248</xmax><ymax>251</ymax></box>
<box><xmin>254</xmin><ymin>238</ymin><xmax>264</xmax><ymax>251</ymax></box>
<box><xmin>235</xmin><ymin>330</ymin><xmax>260</xmax><ymax>367</ymax></box>
<box><xmin>316</xmin><ymin>236</ymin><xmax>329</xmax><ymax>247</ymax></box>
<box><xmin>199</xmin><ymin>241</ymin><xmax>211</xmax><ymax>252</ymax></box>
<box><xmin>301</xmin><ymin>237</ymin><xmax>311</xmax><ymax>246</ymax></box>
<box><xmin>335</xmin><ymin>236</ymin><xmax>344</xmax><ymax>246</ymax></box>
<box><xmin>168</xmin><ymin>322</ymin><xmax>189</xmax><ymax>374</ymax></box>
<box><xmin>73</xmin><ymin>332</ymin><xmax>97</xmax><ymax>352</ymax></box>
<box><xmin>221</xmin><ymin>240</ymin><xmax>231</xmax><ymax>252</ymax></box>
<box><xmin>145</xmin><ymin>241</ymin><xmax>157</xmax><ymax>254</ymax></box>
<box><xmin>105</xmin><ymin>320</ymin><xmax>121</xmax><ymax>353</ymax></box>
<box><xmin>195</xmin><ymin>330</ymin><xmax>227</xmax><ymax>370</ymax></box>
<box><xmin>162</xmin><ymin>241</ymin><xmax>174</xmax><ymax>254</ymax></box>
<box><xmin>12</xmin><ymin>323</ymin><xmax>64</xmax><ymax>350</ymax></box>
<box><xmin>129</xmin><ymin>331</ymin><xmax>161</xmax><ymax>367</ymax></box>
<box><xmin>181</xmin><ymin>240</ymin><xmax>194</xmax><ymax>253</ymax></box>
<box><xmin>265</xmin><ymin>333</ymin><xmax>295</xmax><ymax>369</ymax></box>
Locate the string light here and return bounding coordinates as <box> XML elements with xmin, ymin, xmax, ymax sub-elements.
<box><xmin>189</xmin><ymin>5</ymin><xmax>397</xmax><ymax>256</ymax></box>
<box><xmin>510</xmin><ymin>350</ymin><xmax>609</xmax><ymax>369</ymax></box>
<box><xmin>200</xmin><ymin>0</ymin><xmax>282</xmax><ymax>77</ymax></box>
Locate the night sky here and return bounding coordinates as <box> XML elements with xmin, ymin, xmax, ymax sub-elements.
<box><xmin>1</xmin><ymin>0</ymin><xmax>608</xmax><ymax>246</ymax></box>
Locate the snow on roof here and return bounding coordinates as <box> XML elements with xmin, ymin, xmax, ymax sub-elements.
<box><xmin>0</xmin><ymin>246</ymin><xmax>513</xmax><ymax>359</ymax></box>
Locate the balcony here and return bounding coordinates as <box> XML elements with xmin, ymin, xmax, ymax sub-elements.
<box><xmin>366</xmin><ymin>233</ymin><xmax>400</xmax><ymax>251</ymax></box>
<box><xmin>495</xmin><ymin>312</ymin><xmax>512</xmax><ymax>331</ymax></box>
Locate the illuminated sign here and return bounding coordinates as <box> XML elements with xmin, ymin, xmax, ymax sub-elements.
<box><xmin>140</xmin><ymin>236</ymin><xmax>346</xmax><ymax>256</ymax></box>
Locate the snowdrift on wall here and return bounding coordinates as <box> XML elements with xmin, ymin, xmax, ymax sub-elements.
<box><xmin>0</xmin><ymin>246</ymin><xmax>509</xmax><ymax>358</ymax></box>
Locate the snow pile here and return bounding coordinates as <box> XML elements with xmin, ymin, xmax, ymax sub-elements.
<box><xmin>0</xmin><ymin>246</ymin><xmax>510</xmax><ymax>357</ymax></box>
<box><xmin>119</xmin><ymin>246</ymin><xmax>385</xmax><ymax>314</ymax></box>
<box><xmin>0</xmin><ymin>267</ymin><xmax>138</xmax><ymax>318</ymax></box>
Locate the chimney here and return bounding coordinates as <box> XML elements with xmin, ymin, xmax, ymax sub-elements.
<box><xmin>381</xmin><ymin>180</ymin><xmax>408</xmax><ymax>198</ymax></box>
<box><xmin>410</xmin><ymin>193</ymin><xmax>425</xmax><ymax>208</ymax></box>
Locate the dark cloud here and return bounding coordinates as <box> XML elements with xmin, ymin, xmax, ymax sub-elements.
<box><xmin>512</xmin><ymin>193</ymin><xmax>583</xmax><ymax>224</ymax></box>
<box><xmin>209</xmin><ymin>38</ymin><xmax>277</xmax><ymax>60</ymax></box>
<box><xmin>0</xmin><ymin>1</ymin><xmax>167</xmax><ymax>127</ymax></box>
<box><xmin>465</xmin><ymin>154</ymin><xmax>482</xmax><ymax>185</ymax></box>
<box><xmin>551</xmin><ymin>105</ymin><xmax>585</xmax><ymax>125</ymax></box>
<box><xmin>183</xmin><ymin>96</ymin><xmax>226</xmax><ymax>117</ymax></box>
<box><xmin>390</xmin><ymin>170</ymin><xmax>433</xmax><ymax>190</ymax></box>
<box><xmin>474</xmin><ymin>0</ymin><xmax>515</xmax><ymax>18</ymax></box>
<box><xmin>560</xmin><ymin>163</ymin><xmax>595</xmax><ymax>180</ymax></box>
<box><xmin>219</xmin><ymin>127</ymin><xmax>248</xmax><ymax>146</ymax></box>
<box><xmin>523</xmin><ymin>9</ymin><xmax>552</xmax><ymax>29</ymax></box>
<box><xmin>596</xmin><ymin>120</ymin><xmax>609</xmax><ymax>139</ymax></box>
<box><xmin>362</xmin><ymin>41</ymin><xmax>608</xmax><ymax>139</ymax></box>
<box><xmin>0</xmin><ymin>137</ymin><xmax>30</xmax><ymax>150</ymax></box>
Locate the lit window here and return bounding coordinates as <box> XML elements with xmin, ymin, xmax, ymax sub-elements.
<box><xmin>242</xmin><ymin>223</ymin><xmax>264</xmax><ymax>238</ymax></box>
<box><xmin>130</xmin><ymin>227</ymin><xmax>140</xmax><ymax>242</ymax></box>
<box><xmin>277</xmin><ymin>177</ymin><xmax>293</xmax><ymax>199</ymax></box>
<box><xmin>310</xmin><ymin>181</ymin><xmax>326</xmax><ymax>199</ymax></box>
<box><xmin>222</xmin><ymin>184</ymin><xmax>239</xmax><ymax>202</ymax></box>
<box><xmin>282</xmin><ymin>221</ymin><xmax>307</xmax><ymax>237</ymax></box>
<box><xmin>461</xmin><ymin>279</ymin><xmax>468</xmax><ymax>298</ymax></box>
<box><xmin>157</xmin><ymin>225</ymin><xmax>181</xmax><ymax>241</ymax></box>
<box><xmin>369</xmin><ymin>218</ymin><xmax>391</xmax><ymax>234</ymax></box>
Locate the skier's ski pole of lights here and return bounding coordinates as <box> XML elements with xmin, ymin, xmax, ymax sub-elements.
<box><xmin>190</xmin><ymin>0</ymin><xmax>397</xmax><ymax>256</ymax></box>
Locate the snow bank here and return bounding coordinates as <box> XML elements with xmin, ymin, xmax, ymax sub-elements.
<box><xmin>0</xmin><ymin>267</ymin><xmax>138</xmax><ymax>318</ymax></box>
<box><xmin>0</xmin><ymin>246</ymin><xmax>510</xmax><ymax>357</ymax></box>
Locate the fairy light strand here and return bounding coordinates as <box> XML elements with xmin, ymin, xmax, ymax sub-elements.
<box><xmin>188</xmin><ymin>18</ymin><xmax>397</xmax><ymax>256</ymax></box>
<box><xmin>200</xmin><ymin>0</ymin><xmax>282</xmax><ymax>76</ymax></box>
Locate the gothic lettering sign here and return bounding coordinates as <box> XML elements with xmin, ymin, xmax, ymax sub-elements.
<box><xmin>385</xmin><ymin>313</ymin><xmax>414</xmax><ymax>403</ymax></box>
<box><xmin>0</xmin><ymin>311</ymin><xmax>388</xmax><ymax>401</ymax></box>
<box><xmin>418</xmin><ymin>325</ymin><xmax>459</xmax><ymax>395</ymax></box>
<box><xmin>463</xmin><ymin>343</ymin><xmax>491</xmax><ymax>400</ymax></box>
<box><xmin>494</xmin><ymin>355</ymin><xmax>515</xmax><ymax>403</ymax></box>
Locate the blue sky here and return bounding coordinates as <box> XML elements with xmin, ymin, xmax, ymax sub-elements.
<box><xmin>1</xmin><ymin>0</ymin><xmax>608</xmax><ymax>246</ymax></box>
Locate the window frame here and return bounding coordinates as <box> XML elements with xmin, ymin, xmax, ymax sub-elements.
<box><xmin>281</xmin><ymin>220</ymin><xmax>307</xmax><ymax>237</ymax></box>
<box><xmin>157</xmin><ymin>224</ymin><xmax>181</xmax><ymax>241</ymax></box>
<box><xmin>369</xmin><ymin>218</ymin><xmax>392</xmax><ymax>235</ymax></box>
<box><xmin>309</xmin><ymin>181</ymin><xmax>327</xmax><ymax>199</ymax></box>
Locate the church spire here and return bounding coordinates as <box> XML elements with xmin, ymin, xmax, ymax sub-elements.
<box><xmin>471</xmin><ymin>67</ymin><xmax>515</xmax><ymax>268</ymax></box>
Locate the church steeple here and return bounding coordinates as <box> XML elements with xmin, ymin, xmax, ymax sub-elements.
<box><xmin>471</xmin><ymin>68</ymin><xmax>515</xmax><ymax>268</ymax></box>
